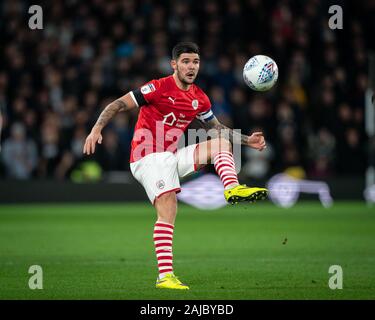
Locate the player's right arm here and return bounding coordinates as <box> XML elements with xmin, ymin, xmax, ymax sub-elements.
<box><xmin>83</xmin><ymin>93</ymin><xmax>137</xmax><ymax>155</ymax></box>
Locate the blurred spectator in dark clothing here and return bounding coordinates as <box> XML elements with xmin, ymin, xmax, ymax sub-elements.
<box><xmin>209</xmin><ymin>86</ymin><xmax>232</xmax><ymax>126</ymax></box>
<box><xmin>307</xmin><ymin>128</ymin><xmax>336</xmax><ymax>178</ymax></box>
<box><xmin>215</xmin><ymin>56</ymin><xmax>237</xmax><ymax>98</ymax></box>
<box><xmin>38</xmin><ymin>113</ymin><xmax>61</xmax><ymax>177</ymax></box>
<box><xmin>337</xmin><ymin>128</ymin><xmax>366</xmax><ymax>174</ymax></box>
<box><xmin>230</xmin><ymin>87</ymin><xmax>248</xmax><ymax>132</ymax></box>
<box><xmin>2</xmin><ymin>122</ymin><xmax>37</xmax><ymax>179</ymax></box>
<box><xmin>95</xmin><ymin>128</ymin><xmax>126</xmax><ymax>171</ymax></box>
<box><xmin>112</xmin><ymin>112</ymin><xmax>132</xmax><ymax>166</ymax></box>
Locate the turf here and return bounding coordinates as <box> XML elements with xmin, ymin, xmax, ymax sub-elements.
<box><xmin>0</xmin><ymin>202</ymin><xmax>374</xmax><ymax>300</ymax></box>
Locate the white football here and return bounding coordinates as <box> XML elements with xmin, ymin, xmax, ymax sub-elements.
<box><xmin>243</xmin><ymin>55</ymin><xmax>278</xmax><ymax>91</ymax></box>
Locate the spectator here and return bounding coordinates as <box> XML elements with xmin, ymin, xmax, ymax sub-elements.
<box><xmin>242</xmin><ymin>142</ymin><xmax>274</xmax><ymax>179</ymax></box>
<box><xmin>209</xmin><ymin>86</ymin><xmax>232</xmax><ymax>126</ymax></box>
<box><xmin>95</xmin><ymin>128</ymin><xmax>126</xmax><ymax>171</ymax></box>
<box><xmin>2</xmin><ymin>122</ymin><xmax>37</xmax><ymax>179</ymax></box>
<box><xmin>307</xmin><ymin>128</ymin><xmax>336</xmax><ymax>178</ymax></box>
<box><xmin>337</xmin><ymin>128</ymin><xmax>366</xmax><ymax>174</ymax></box>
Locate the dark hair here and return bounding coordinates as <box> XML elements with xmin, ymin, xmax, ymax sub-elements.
<box><xmin>172</xmin><ymin>42</ymin><xmax>200</xmax><ymax>60</ymax></box>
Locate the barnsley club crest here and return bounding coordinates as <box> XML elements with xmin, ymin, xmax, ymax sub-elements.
<box><xmin>156</xmin><ymin>180</ymin><xmax>165</xmax><ymax>190</ymax></box>
<box><xmin>192</xmin><ymin>99</ymin><xmax>198</xmax><ymax>110</ymax></box>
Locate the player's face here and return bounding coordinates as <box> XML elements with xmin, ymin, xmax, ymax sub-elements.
<box><xmin>172</xmin><ymin>53</ymin><xmax>200</xmax><ymax>85</ymax></box>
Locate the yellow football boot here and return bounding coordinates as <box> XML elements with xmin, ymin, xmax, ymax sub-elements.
<box><xmin>155</xmin><ymin>274</ymin><xmax>189</xmax><ymax>290</ymax></box>
<box><xmin>224</xmin><ymin>184</ymin><xmax>268</xmax><ymax>204</ymax></box>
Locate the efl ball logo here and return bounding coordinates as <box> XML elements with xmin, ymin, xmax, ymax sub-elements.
<box><xmin>243</xmin><ymin>55</ymin><xmax>278</xmax><ymax>91</ymax></box>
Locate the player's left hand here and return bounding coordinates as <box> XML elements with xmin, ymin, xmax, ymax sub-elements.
<box><xmin>247</xmin><ymin>132</ymin><xmax>266</xmax><ymax>151</ymax></box>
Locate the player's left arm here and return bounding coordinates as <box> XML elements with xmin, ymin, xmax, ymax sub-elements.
<box><xmin>205</xmin><ymin>116</ymin><xmax>266</xmax><ymax>151</ymax></box>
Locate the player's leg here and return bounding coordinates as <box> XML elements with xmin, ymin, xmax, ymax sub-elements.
<box><xmin>153</xmin><ymin>192</ymin><xmax>188</xmax><ymax>290</ymax></box>
<box><xmin>130</xmin><ymin>152</ymin><xmax>188</xmax><ymax>290</ymax></box>
<box><xmin>194</xmin><ymin>137</ymin><xmax>268</xmax><ymax>204</ymax></box>
<box><xmin>154</xmin><ymin>190</ymin><xmax>177</xmax><ymax>224</ymax></box>
<box><xmin>194</xmin><ymin>137</ymin><xmax>237</xmax><ymax>187</ymax></box>
<box><xmin>153</xmin><ymin>191</ymin><xmax>176</xmax><ymax>279</ymax></box>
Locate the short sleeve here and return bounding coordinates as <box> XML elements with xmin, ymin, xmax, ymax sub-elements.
<box><xmin>196</xmin><ymin>94</ymin><xmax>214</xmax><ymax>122</ymax></box>
<box><xmin>130</xmin><ymin>79</ymin><xmax>161</xmax><ymax>107</ymax></box>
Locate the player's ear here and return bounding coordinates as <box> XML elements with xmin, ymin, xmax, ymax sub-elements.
<box><xmin>171</xmin><ymin>59</ymin><xmax>177</xmax><ymax>71</ymax></box>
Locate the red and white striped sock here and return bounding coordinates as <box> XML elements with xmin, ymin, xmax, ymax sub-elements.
<box><xmin>153</xmin><ymin>221</ymin><xmax>174</xmax><ymax>279</ymax></box>
<box><xmin>213</xmin><ymin>151</ymin><xmax>239</xmax><ymax>190</ymax></box>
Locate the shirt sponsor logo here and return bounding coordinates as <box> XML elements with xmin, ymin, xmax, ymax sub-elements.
<box><xmin>162</xmin><ymin>112</ymin><xmax>177</xmax><ymax>126</ymax></box>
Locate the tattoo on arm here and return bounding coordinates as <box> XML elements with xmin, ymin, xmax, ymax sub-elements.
<box><xmin>206</xmin><ymin>117</ymin><xmax>249</xmax><ymax>145</ymax></box>
<box><xmin>95</xmin><ymin>99</ymin><xmax>127</xmax><ymax>129</ymax></box>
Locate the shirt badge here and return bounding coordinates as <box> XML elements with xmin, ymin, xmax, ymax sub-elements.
<box><xmin>192</xmin><ymin>99</ymin><xmax>198</xmax><ymax>110</ymax></box>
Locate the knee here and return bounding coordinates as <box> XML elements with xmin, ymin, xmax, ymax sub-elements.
<box><xmin>154</xmin><ymin>192</ymin><xmax>177</xmax><ymax>222</ymax></box>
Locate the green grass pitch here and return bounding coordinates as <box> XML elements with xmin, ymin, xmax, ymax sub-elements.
<box><xmin>0</xmin><ymin>201</ymin><xmax>374</xmax><ymax>300</ymax></box>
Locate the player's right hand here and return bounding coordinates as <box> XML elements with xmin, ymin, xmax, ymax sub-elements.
<box><xmin>83</xmin><ymin>129</ymin><xmax>103</xmax><ymax>155</ymax></box>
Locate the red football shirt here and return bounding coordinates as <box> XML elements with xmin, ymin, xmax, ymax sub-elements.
<box><xmin>129</xmin><ymin>75</ymin><xmax>214</xmax><ymax>162</ymax></box>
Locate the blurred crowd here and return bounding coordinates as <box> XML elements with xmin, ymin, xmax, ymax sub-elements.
<box><xmin>0</xmin><ymin>0</ymin><xmax>374</xmax><ymax>181</ymax></box>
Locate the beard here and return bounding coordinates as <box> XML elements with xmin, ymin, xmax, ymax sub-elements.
<box><xmin>176</xmin><ymin>67</ymin><xmax>196</xmax><ymax>85</ymax></box>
